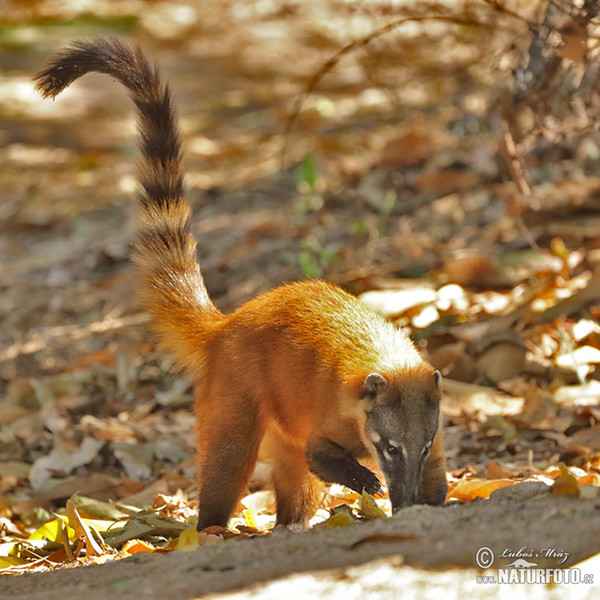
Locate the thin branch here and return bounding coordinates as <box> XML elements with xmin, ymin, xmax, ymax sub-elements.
<box><xmin>280</xmin><ymin>14</ymin><xmax>499</xmax><ymax>170</ymax></box>
<box><xmin>280</xmin><ymin>6</ymin><xmax>534</xmax><ymax>170</ymax></box>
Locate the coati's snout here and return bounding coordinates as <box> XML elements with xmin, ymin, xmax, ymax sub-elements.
<box><xmin>364</xmin><ymin>369</ymin><xmax>443</xmax><ymax>512</ymax></box>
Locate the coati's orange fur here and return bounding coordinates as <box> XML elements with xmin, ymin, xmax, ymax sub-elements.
<box><xmin>35</xmin><ymin>38</ymin><xmax>447</xmax><ymax>530</ymax></box>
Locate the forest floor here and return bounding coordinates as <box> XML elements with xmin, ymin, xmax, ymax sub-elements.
<box><xmin>1</xmin><ymin>1</ymin><xmax>599</xmax><ymax>597</ymax></box>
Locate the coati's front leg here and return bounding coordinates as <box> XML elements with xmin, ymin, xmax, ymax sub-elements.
<box><xmin>417</xmin><ymin>430</ymin><xmax>447</xmax><ymax>505</ymax></box>
<box><xmin>306</xmin><ymin>438</ymin><xmax>383</xmax><ymax>496</ymax></box>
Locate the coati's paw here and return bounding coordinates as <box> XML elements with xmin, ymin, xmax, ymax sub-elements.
<box><xmin>352</xmin><ymin>467</ymin><xmax>382</xmax><ymax>496</ymax></box>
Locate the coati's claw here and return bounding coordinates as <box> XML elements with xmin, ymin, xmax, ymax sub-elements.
<box><xmin>353</xmin><ymin>469</ymin><xmax>382</xmax><ymax>496</ymax></box>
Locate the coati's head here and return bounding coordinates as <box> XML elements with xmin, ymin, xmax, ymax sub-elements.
<box><xmin>362</xmin><ymin>367</ymin><xmax>442</xmax><ymax>512</ymax></box>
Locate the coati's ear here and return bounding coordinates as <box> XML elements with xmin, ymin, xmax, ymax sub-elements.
<box><xmin>364</xmin><ymin>372</ymin><xmax>388</xmax><ymax>398</ymax></box>
<box><xmin>434</xmin><ymin>370</ymin><xmax>442</xmax><ymax>390</ymax></box>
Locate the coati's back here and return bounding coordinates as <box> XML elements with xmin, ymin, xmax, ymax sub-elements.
<box><xmin>227</xmin><ymin>278</ymin><xmax>426</xmax><ymax>382</ymax></box>
<box><xmin>35</xmin><ymin>38</ymin><xmax>447</xmax><ymax>531</ymax></box>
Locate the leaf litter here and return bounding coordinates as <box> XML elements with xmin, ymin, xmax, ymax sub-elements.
<box><xmin>0</xmin><ymin>0</ymin><xmax>600</xmax><ymax>581</ymax></box>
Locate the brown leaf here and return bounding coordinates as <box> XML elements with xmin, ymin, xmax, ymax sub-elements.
<box><xmin>476</xmin><ymin>340</ymin><xmax>527</xmax><ymax>383</ymax></box>
<box><xmin>443</xmin><ymin>252</ymin><xmax>507</xmax><ymax>289</ymax></box>
<box><xmin>414</xmin><ymin>169</ymin><xmax>479</xmax><ymax>194</ymax></box>
<box><xmin>486</xmin><ymin>460</ymin><xmax>513</xmax><ymax>479</ymax></box>
<box><xmin>66</xmin><ymin>499</ymin><xmax>106</xmax><ymax>557</ymax></box>
<box><xmin>558</xmin><ymin>21</ymin><xmax>587</xmax><ymax>64</ymax></box>
<box><xmin>559</xmin><ymin>445</ymin><xmax>591</xmax><ymax>468</ymax></box>
<box><xmin>447</xmin><ymin>477</ymin><xmax>516</xmax><ymax>501</ymax></box>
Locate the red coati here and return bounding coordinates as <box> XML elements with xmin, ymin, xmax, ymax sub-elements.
<box><xmin>35</xmin><ymin>38</ymin><xmax>447</xmax><ymax>530</ymax></box>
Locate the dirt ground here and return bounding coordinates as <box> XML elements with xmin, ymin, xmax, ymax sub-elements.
<box><xmin>1</xmin><ymin>0</ymin><xmax>600</xmax><ymax>597</ymax></box>
<box><xmin>2</xmin><ymin>483</ymin><xmax>599</xmax><ymax>599</ymax></box>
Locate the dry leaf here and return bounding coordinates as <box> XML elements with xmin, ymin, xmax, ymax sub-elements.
<box><xmin>443</xmin><ymin>252</ymin><xmax>504</xmax><ymax>288</ymax></box>
<box><xmin>121</xmin><ymin>538</ymin><xmax>157</xmax><ymax>555</ymax></box>
<box><xmin>29</xmin><ymin>437</ymin><xmax>105</xmax><ymax>491</ymax></box>
<box><xmin>476</xmin><ymin>340</ymin><xmax>527</xmax><ymax>383</ymax></box>
<box><xmin>559</xmin><ymin>445</ymin><xmax>591</xmax><ymax>468</ymax></box>
<box><xmin>323</xmin><ymin>506</ymin><xmax>356</xmax><ymax>528</ymax></box>
<box><xmin>358</xmin><ymin>287</ymin><xmax>436</xmax><ymax>318</ymax></box>
<box><xmin>559</xmin><ymin>21</ymin><xmax>587</xmax><ymax>64</ymax></box>
<box><xmin>358</xmin><ymin>490</ymin><xmax>387</xmax><ymax>520</ymax></box>
<box><xmin>447</xmin><ymin>477</ymin><xmax>515</xmax><ymax>501</ymax></box>
<box><xmin>486</xmin><ymin>460</ymin><xmax>513</xmax><ymax>479</ymax></box>
<box><xmin>578</xmin><ymin>473</ymin><xmax>600</xmax><ymax>487</ymax></box>
<box><xmin>66</xmin><ymin>499</ymin><xmax>105</xmax><ymax>557</ymax></box>
<box><xmin>414</xmin><ymin>169</ymin><xmax>479</xmax><ymax>194</ymax></box>
<box><xmin>176</xmin><ymin>527</ymin><xmax>200</xmax><ymax>552</ymax></box>
<box><xmin>551</xmin><ymin>463</ymin><xmax>580</xmax><ymax>497</ymax></box>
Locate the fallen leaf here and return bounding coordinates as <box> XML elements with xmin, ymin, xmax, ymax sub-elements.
<box><xmin>0</xmin><ymin>405</ymin><xmax>31</xmax><ymax>426</ymax></box>
<box><xmin>176</xmin><ymin>527</ymin><xmax>200</xmax><ymax>552</ymax></box>
<box><xmin>359</xmin><ymin>287</ymin><xmax>437</xmax><ymax>318</ymax></box>
<box><xmin>559</xmin><ymin>445</ymin><xmax>591</xmax><ymax>467</ymax></box>
<box><xmin>443</xmin><ymin>252</ymin><xmax>505</xmax><ymax>288</ymax></box>
<box><xmin>559</xmin><ymin>20</ymin><xmax>587</xmax><ymax>64</ymax></box>
<box><xmin>29</xmin><ymin>437</ymin><xmax>105</xmax><ymax>491</ymax></box>
<box><xmin>66</xmin><ymin>499</ymin><xmax>106</xmax><ymax>557</ymax></box>
<box><xmin>323</xmin><ymin>505</ymin><xmax>356</xmax><ymax>528</ymax></box>
<box><xmin>556</xmin><ymin>345</ymin><xmax>600</xmax><ymax>368</ymax></box>
<box><xmin>553</xmin><ymin>381</ymin><xmax>600</xmax><ymax>407</ymax></box>
<box><xmin>33</xmin><ymin>473</ymin><xmax>120</xmax><ymax>505</ymax></box>
<box><xmin>358</xmin><ymin>490</ymin><xmax>387</xmax><ymax>520</ymax></box>
<box><xmin>110</xmin><ymin>441</ymin><xmax>154</xmax><ymax>481</ymax></box>
<box><xmin>242</xmin><ymin>508</ymin><xmax>257</xmax><ymax>530</ymax></box>
<box><xmin>414</xmin><ymin>168</ymin><xmax>479</xmax><ymax>194</ymax></box>
<box><xmin>486</xmin><ymin>460</ymin><xmax>513</xmax><ymax>479</ymax></box>
<box><xmin>551</xmin><ymin>463</ymin><xmax>580</xmax><ymax>496</ymax></box>
<box><xmin>121</xmin><ymin>538</ymin><xmax>157</xmax><ymax>555</ymax></box>
<box><xmin>578</xmin><ymin>473</ymin><xmax>600</xmax><ymax>487</ymax></box>
<box><xmin>476</xmin><ymin>340</ymin><xmax>527</xmax><ymax>383</ymax></box>
<box><xmin>446</xmin><ymin>477</ymin><xmax>515</xmax><ymax>501</ymax></box>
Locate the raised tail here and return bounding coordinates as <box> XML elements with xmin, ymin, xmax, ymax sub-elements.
<box><xmin>35</xmin><ymin>38</ymin><xmax>223</xmax><ymax>371</ymax></box>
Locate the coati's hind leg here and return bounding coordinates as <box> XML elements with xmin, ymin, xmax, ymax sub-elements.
<box><xmin>417</xmin><ymin>429</ymin><xmax>448</xmax><ymax>505</ymax></box>
<box><xmin>264</xmin><ymin>431</ymin><xmax>324</xmax><ymax>529</ymax></box>
<box><xmin>194</xmin><ymin>387</ymin><xmax>265</xmax><ymax>531</ymax></box>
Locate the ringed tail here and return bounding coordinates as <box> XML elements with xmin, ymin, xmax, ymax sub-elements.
<box><xmin>34</xmin><ymin>37</ymin><xmax>222</xmax><ymax>371</ymax></box>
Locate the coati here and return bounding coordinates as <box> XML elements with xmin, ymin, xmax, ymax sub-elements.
<box><xmin>35</xmin><ymin>38</ymin><xmax>447</xmax><ymax>530</ymax></box>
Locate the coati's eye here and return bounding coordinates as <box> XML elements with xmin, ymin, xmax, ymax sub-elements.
<box><xmin>386</xmin><ymin>443</ymin><xmax>400</xmax><ymax>456</ymax></box>
<box><xmin>422</xmin><ymin>440</ymin><xmax>432</xmax><ymax>458</ymax></box>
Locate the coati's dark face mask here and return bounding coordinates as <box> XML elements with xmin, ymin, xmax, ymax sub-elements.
<box><xmin>363</xmin><ymin>370</ymin><xmax>441</xmax><ymax>511</ymax></box>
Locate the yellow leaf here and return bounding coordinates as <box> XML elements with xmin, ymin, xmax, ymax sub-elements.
<box><xmin>325</xmin><ymin>513</ymin><xmax>352</xmax><ymax>528</ymax></box>
<box><xmin>324</xmin><ymin>506</ymin><xmax>355</xmax><ymax>529</ymax></box>
<box><xmin>359</xmin><ymin>490</ymin><xmax>386</xmax><ymax>520</ymax></box>
<box><xmin>0</xmin><ymin>555</ymin><xmax>27</xmax><ymax>568</ymax></box>
<box><xmin>551</xmin><ymin>463</ymin><xmax>580</xmax><ymax>496</ymax></box>
<box><xmin>176</xmin><ymin>526</ymin><xmax>200</xmax><ymax>552</ymax></box>
<box><xmin>243</xmin><ymin>508</ymin><xmax>257</xmax><ymax>530</ymax></box>
<box><xmin>29</xmin><ymin>517</ymin><xmax>75</xmax><ymax>544</ymax></box>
